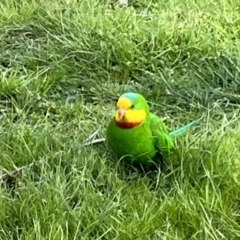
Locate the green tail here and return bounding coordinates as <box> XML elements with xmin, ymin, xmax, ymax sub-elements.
<box><xmin>169</xmin><ymin>119</ymin><xmax>200</xmax><ymax>138</ymax></box>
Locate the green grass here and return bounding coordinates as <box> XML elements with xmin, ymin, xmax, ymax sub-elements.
<box><xmin>0</xmin><ymin>0</ymin><xmax>240</xmax><ymax>239</ymax></box>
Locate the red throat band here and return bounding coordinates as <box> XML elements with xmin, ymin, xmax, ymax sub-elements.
<box><xmin>115</xmin><ymin>121</ymin><xmax>142</xmax><ymax>129</ymax></box>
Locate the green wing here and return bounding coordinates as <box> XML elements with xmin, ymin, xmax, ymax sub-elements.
<box><xmin>149</xmin><ymin>113</ymin><xmax>174</xmax><ymax>153</ymax></box>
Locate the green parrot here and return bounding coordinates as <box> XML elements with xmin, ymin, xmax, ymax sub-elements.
<box><xmin>106</xmin><ymin>92</ymin><xmax>198</xmax><ymax>166</ymax></box>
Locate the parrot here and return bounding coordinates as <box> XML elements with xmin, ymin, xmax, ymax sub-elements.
<box><xmin>106</xmin><ymin>92</ymin><xmax>199</xmax><ymax>167</ymax></box>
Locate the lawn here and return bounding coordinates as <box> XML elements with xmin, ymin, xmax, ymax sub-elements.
<box><xmin>0</xmin><ymin>0</ymin><xmax>240</xmax><ymax>239</ymax></box>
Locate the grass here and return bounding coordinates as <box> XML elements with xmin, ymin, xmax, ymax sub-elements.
<box><xmin>0</xmin><ymin>0</ymin><xmax>240</xmax><ymax>239</ymax></box>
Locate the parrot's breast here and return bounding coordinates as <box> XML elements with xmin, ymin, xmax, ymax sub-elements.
<box><xmin>106</xmin><ymin>120</ymin><xmax>157</xmax><ymax>165</ymax></box>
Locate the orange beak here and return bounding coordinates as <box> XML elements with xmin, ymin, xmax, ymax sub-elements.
<box><xmin>118</xmin><ymin>108</ymin><xmax>126</xmax><ymax>120</ymax></box>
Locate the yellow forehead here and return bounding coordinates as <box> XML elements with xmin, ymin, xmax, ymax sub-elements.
<box><xmin>117</xmin><ymin>97</ymin><xmax>132</xmax><ymax>109</ymax></box>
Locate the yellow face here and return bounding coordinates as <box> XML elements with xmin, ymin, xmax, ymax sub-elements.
<box><xmin>114</xmin><ymin>97</ymin><xmax>146</xmax><ymax>123</ymax></box>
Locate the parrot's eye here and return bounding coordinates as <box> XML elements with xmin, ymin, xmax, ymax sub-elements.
<box><xmin>130</xmin><ymin>104</ymin><xmax>135</xmax><ymax>109</ymax></box>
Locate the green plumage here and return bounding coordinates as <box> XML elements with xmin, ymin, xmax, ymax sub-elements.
<box><xmin>106</xmin><ymin>92</ymin><xmax>198</xmax><ymax>166</ymax></box>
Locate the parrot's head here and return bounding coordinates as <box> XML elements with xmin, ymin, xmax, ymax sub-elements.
<box><xmin>114</xmin><ymin>92</ymin><xmax>150</xmax><ymax>128</ymax></box>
